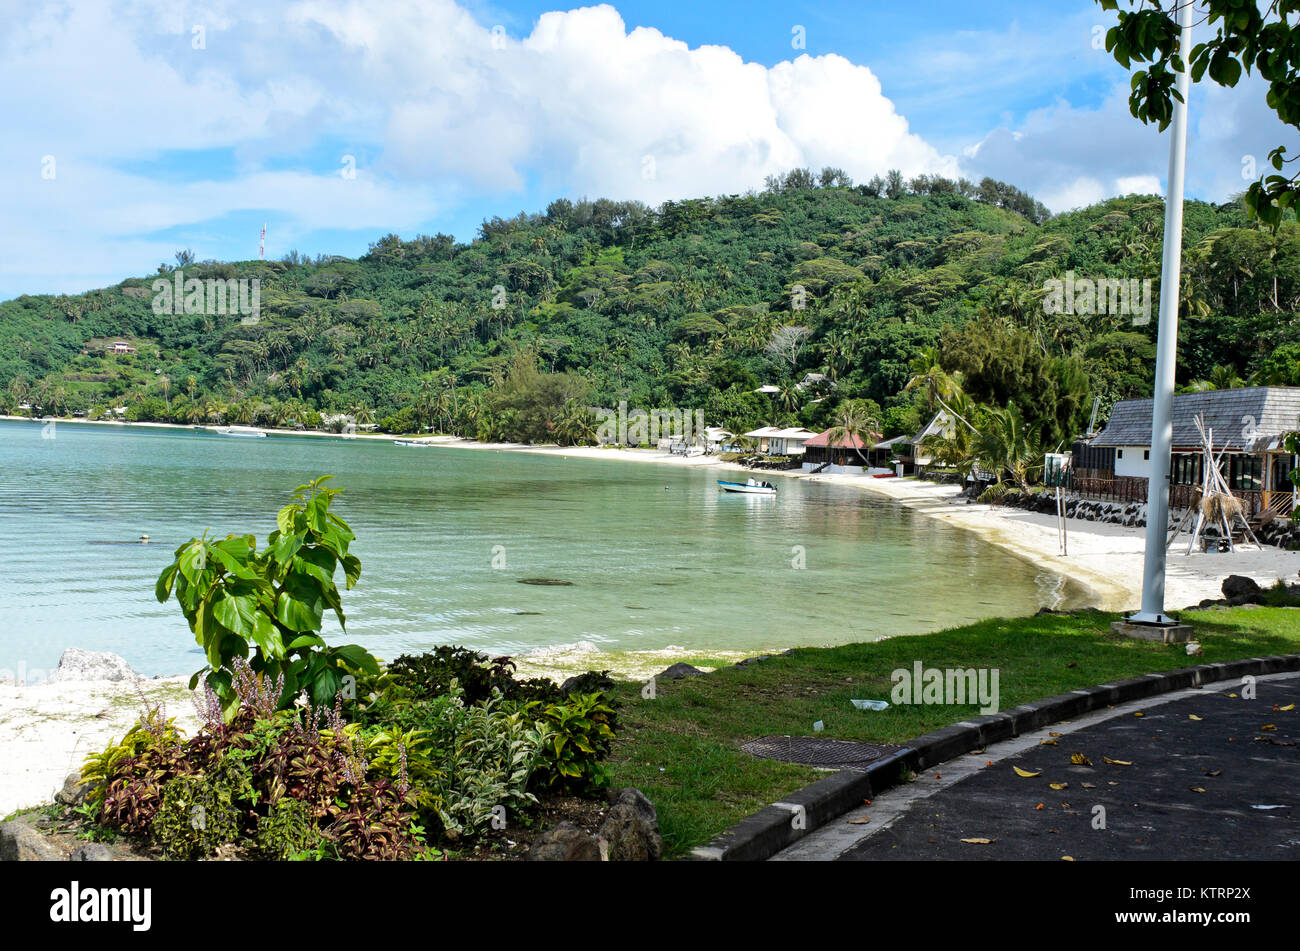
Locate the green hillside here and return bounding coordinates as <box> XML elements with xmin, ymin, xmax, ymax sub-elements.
<box><xmin>2</xmin><ymin>171</ymin><xmax>1296</xmax><ymax>446</ymax></box>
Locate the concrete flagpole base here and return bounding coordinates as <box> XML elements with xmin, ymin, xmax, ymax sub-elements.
<box><xmin>1111</xmin><ymin>619</ymin><xmax>1195</xmax><ymax>643</ymax></box>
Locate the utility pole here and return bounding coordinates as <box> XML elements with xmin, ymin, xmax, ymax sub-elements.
<box><xmin>1120</xmin><ymin>0</ymin><xmax>1195</xmax><ymax>639</ymax></box>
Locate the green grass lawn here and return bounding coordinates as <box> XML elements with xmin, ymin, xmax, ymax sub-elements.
<box><xmin>605</xmin><ymin>605</ymin><xmax>1300</xmax><ymax>857</ymax></box>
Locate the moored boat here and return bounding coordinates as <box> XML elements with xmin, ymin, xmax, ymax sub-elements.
<box><xmin>393</xmin><ymin>439</ymin><xmax>436</xmax><ymax>447</ymax></box>
<box><xmin>717</xmin><ymin>479</ymin><xmax>777</xmax><ymax>495</ymax></box>
<box><xmin>216</xmin><ymin>428</ymin><xmax>268</xmax><ymax>438</ymax></box>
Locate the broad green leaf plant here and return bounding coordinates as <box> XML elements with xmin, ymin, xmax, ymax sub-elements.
<box><xmin>156</xmin><ymin>475</ymin><xmax>379</xmax><ymax>716</ymax></box>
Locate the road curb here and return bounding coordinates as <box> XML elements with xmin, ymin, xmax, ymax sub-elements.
<box><xmin>689</xmin><ymin>653</ymin><xmax>1300</xmax><ymax>861</ymax></box>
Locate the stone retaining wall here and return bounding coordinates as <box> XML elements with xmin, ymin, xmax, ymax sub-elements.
<box><xmin>990</xmin><ymin>490</ymin><xmax>1300</xmax><ymax>548</ymax></box>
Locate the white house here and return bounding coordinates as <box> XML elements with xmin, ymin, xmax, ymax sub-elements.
<box><xmin>743</xmin><ymin>426</ymin><xmax>818</xmax><ymax>455</ymax></box>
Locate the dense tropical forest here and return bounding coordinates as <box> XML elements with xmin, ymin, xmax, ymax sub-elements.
<box><xmin>2</xmin><ymin>168</ymin><xmax>1297</xmax><ymax>457</ymax></box>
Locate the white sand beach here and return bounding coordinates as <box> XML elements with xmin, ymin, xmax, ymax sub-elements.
<box><xmin>0</xmin><ymin>676</ymin><xmax>199</xmax><ymax>819</ymax></box>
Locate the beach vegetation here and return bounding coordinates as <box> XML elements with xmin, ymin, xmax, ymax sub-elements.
<box><xmin>154</xmin><ymin>475</ymin><xmax>380</xmax><ymax>716</ymax></box>
<box><xmin>72</xmin><ymin>477</ymin><xmax>622</xmax><ymax>859</ymax></box>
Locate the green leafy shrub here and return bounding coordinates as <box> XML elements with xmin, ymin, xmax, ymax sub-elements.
<box><xmin>83</xmin><ymin>657</ymin><xmax>424</xmax><ymax>860</ymax></box>
<box><xmin>527</xmin><ymin>692</ymin><xmax>617</xmax><ymax>795</ymax></box>
<box><xmin>152</xmin><ymin>759</ymin><xmax>252</xmax><ymax>859</ymax></box>
<box><xmin>385</xmin><ymin>646</ymin><xmax>559</xmax><ymax>705</ymax></box>
<box><xmin>154</xmin><ymin>475</ymin><xmax>379</xmax><ymax>716</ymax></box>
<box><xmin>432</xmin><ymin>688</ymin><xmax>551</xmax><ymax>840</ymax></box>
<box><xmin>254</xmin><ymin>797</ymin><xmax>320</xmax><ymax>860</ymax></box>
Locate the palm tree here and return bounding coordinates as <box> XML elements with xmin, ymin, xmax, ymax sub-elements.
<box><xmin>775</xmin><ymin>382</ymin><xmax>801</xmax><ymax>418</ymax></box>
<box><xmin>555</xmin><ymin>399</ymin><xmax>597</xmax><ymax>446</ymax></box>
<box><xmin>975</xmin><ymin>404</ymin><xmax>1044</xmax><ymax>497</ymax></box>
<box><xmin>825</xmin><ymin>400</ymin><xmax>880</xmax><ymax>465</ymax></box>
<box><xmin>904</xmin><ymin>347</ymin><xmax>977</xmax><ymax>433</ymax></box>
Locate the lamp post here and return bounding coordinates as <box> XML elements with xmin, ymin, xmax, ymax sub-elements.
<box><xmin>1125</xmin><ymin>0</ymin><xmax>1194</xmax><ymax>631</ymax></box>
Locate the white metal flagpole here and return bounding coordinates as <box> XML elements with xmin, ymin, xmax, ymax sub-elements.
<box><xmin>1129</xmin><ymin>0</ymin><xmax>1193</xmax><ymax>626</ymax></box>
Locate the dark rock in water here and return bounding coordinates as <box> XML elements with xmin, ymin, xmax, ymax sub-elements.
<box><xmin>46</xmin><ymin>648</ymin><xmax>138</xmax><ymax>684</ymax></box>
<box><xmin>528</xmin><ymin>821</ymin><xmax>602</xmax><ymax>861</ymax></box>
<box><xmin>0</xmin><ymin>820</ymin><xmax>60</xmax><ymax>861</ymax></box>
<box><xmin>1222</xmin><ymin>575</ymin><xmax>1262</xmax><ymax>600</ymax></box>
<box><xmin>69</xmin><ymin>843</ymin><xmax>112</xmax><ymax>861</ymax></box>
<box><xmin>655</xmin><ymin>662</ymin><xmax>704</xmax><ymax>680</ymax></box>
<box><xmin>518</xmin><ymin>578</ymin><xmax>573</xmax><ymax>586</ymax></box>
<box><xmin>512</xmin><ymin>611</ymin><xmax>543</xmax><ymax>615</ymax></box>
<box><xmin>599</xmin><ymin>787</ymin><xmax>663</xmax><ymax>861</ymax></box>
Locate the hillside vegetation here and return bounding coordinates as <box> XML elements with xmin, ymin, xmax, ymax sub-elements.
<box><xmin>2</xmin><ymin>170</ymin><xmax>1296</xmax><ymax>449</ymax></box>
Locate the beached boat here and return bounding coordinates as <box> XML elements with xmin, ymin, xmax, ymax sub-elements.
<box><xmin>393</xmin><ymin>439</ymin><xmax>436</xmax><ymax>447</ymax></box>
<box><xmin>717</xmin><ymin>479</ymin><xmax>777</xmax><ymax>495</ymax></box>
<box><xmin>216</xmin><ymin>428</ymin><xmax>267</xmax><ymax>438</ymax></box>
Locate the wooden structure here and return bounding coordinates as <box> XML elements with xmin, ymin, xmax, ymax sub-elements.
<box><xmin>1166</xmin><ymin>415</ymin><xmax>1261</xmax><ymax>552</ymax></box>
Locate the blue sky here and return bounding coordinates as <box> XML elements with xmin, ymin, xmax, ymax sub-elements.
<box><xmin>1</xmin><ymin>0</ymin><xmax>1294</xmax><ymax>300</ymax></box>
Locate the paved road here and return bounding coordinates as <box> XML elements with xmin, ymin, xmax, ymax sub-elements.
<box><xmin>774</xmin><ymin>673</ymin><xmax>1299</xmax><ymax>861</ymax></box>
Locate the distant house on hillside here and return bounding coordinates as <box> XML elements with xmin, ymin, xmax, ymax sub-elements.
<box><xmin>1078</xmin><ymin>386</ymin><xmax>1300</xmax><ymax>518</ymax></box>
<box><xmin>108</xmin><ymin>341</ymin><xmax>136</xmax><ymax>354</ymax></box>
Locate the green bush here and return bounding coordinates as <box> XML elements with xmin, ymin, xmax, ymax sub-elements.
<box><xmin>152</xmin><ymin>759</ymin><xmax>251</xmax><ymax>859</ymax></box>
<box><xmin>254</xmin><ymin>797</ymin><xmax>320</xmax><ymax>860</ymax></box>
<box><xmin>385</xmin><ymin>646</ymin><xmax>559</xmax><ymax>706</ymax></box>
<box><xmin>527</xmin><ymin>692</ymin><xmax>617</xmax><ymax>795</ymax></box>
<box><xmin>154</xmin><ymin>475</ymin><xmax>379</xmax><ymax>717</ymax></box>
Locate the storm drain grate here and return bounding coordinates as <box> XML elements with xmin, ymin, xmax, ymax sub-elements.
<box><xmin>740</xmin><ymin>735</ymin><xmax>902</xmax><ymax>770</ymax></box>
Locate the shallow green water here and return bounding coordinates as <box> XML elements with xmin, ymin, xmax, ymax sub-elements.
<box><xmin>0</xmin><ymin>419</ymin><xmax>1088</xmax><ymax>678</ymax></box>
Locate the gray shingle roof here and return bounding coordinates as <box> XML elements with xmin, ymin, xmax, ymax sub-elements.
<box><xmin>1091</xmin><ymin>387</ymin><xmax>1300</xmax><ymax>450</ymax></box>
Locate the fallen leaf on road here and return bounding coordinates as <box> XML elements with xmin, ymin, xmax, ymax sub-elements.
<box><xmin>1013</xmin><ymin>766</ymin><xmax>1041</xmax><ymax>778</ymax></box>
<box><xmin>1049</xmin><ymin>731</ymin><xmax>1063</xmax><ymax>737</ymax></box>
<box><xmin>847</xmin><ymin>817</ymin><xmax>871</xmax><ymax>825</ymax></box>
<box><xmin>1070</xmin><ymin>753</ymin><xmax>1093</xmax><ymax>766</ymax></box>
<box><xmin>1261</xmin><ymin>724</ymin><xmax>1277</xmax><ymax>731</ymax></box>
<box><xmin>960</xmin><ymin>838</ymin><xmax>994</xmax><ymax>844</ymax></box>
<box><xmin>1134</xmin><ymin>712</ymin><xmax>1144</xmax><ymax>717</ymax></box>
<box><xmin>1081</xmin><ymin>782</ymin><xmax>1097</xmax><ymax>789</ymax></box>
<box><xmin>1049</xmin><ymin>782</ymin><xmax>1069</xmax><ymax>790</ymax></box>
<box><xmin>1061</xmin><ymin>856</ymin><xmax>1075</xmax><ymax>862</ymax></box>
<box><xmin>1035</xmin><ymin>803</ymin><xmax>1044</xmax><ymax>810</ymax></box>
<box><xmin>1040</xmin><ymin>739</ymin><xmax>1059</xmax><ymax>746</ymax></box>
<box><xmin>1190</xmin><ymin>786</ymin><xmax>1206</xmax><ymax>793</ymax></box>
<box><xmin>1108</xmin><ymin>781</ymin><xmax>1119</xmax><ymax>786</ymax></box>
<box><xmin>1204</xmin><ymin>769</ymin><xmax>1222</xmax><ymax>777</ymax></box>
<box><xmin>1280</xmin><ymin>704</ymin><xmax>1295</xmax><ymax>712</ymax></box>
<box><xmin>1228</xmin><ymin>693</ymin><xmax>1238</xmax><ymax>698</ymax></box>
<box><xmin>1103</xmin><ymin>757</ymin><xmax>1133</xmax><ymax>766</ymax></box>
<box><xmin>1189</xmin><ymin>714</ymin><xmax>1203</xmax><ymax>721</ymax></box>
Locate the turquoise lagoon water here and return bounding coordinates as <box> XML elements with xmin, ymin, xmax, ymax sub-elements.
<box><xmin>0</xmin><ymin>419</ymin><xmax>1088</xmax><ymax>678</ymax></box>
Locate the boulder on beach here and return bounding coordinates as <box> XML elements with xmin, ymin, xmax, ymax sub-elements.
<box><xmin>44</xmin><ymin>648</ymin><xmax>139</xmax><ymax>684</ymax></box>
<box><xmin>655</xmin><ymin>662</ymin><xmax>705</xmax><ymax>680</ymax></box>
<box><xmin>1221</xmin><ymin>575</ymin><xmax>1262</xmax><ymax>600</ymax></box>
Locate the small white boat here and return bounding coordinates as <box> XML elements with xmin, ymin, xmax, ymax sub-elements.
<box><xmin>216</xmin><ymin>428</ymin><xmax>267</xmax><ymax>438</ymax></box>
<box><xmin>393</xmin><ymin>439</ymin><xmax>436</xmax><ymax>447</ymax></box>
<box><xmin>718</xmin><ymin>479</ymin><xmax>777</xmax><ymax>495</ymax></box>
